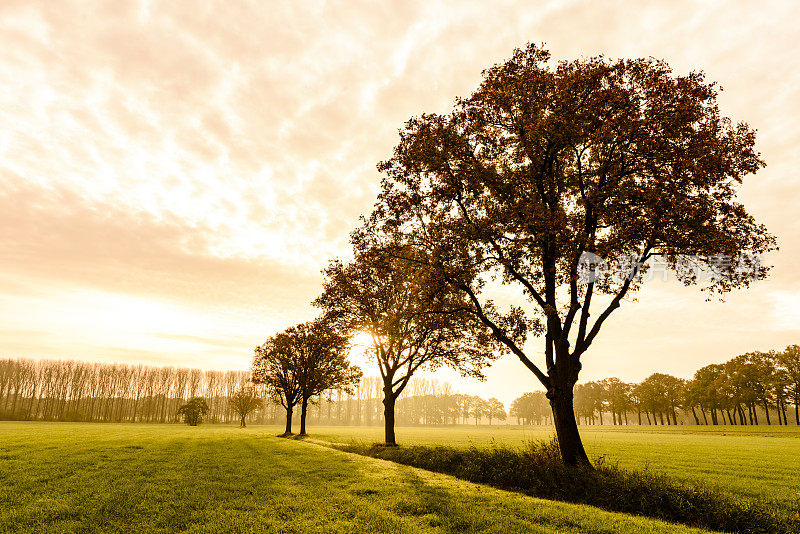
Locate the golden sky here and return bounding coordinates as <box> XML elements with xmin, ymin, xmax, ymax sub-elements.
<box><xmin>1</xmin><ymin>0</ymin><xmax>799</xmax><ymax>405</ymax></box>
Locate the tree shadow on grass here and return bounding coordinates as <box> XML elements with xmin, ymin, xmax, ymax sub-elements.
<box><xmin>391</xmin><ymin>466</ymin><xmax>487</xmax><ymax>533</ymax></box>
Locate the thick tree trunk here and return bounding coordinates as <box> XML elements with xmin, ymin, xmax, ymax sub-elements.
<box><xmin>240</xmin><ymin>414</ymin><xmax>246</xmax><ymax>428</ymax></box>
<box><xmin>284</xmin><ymin>405</ymin><xmax>293</xmax><ymax>435</ymax></box>
<box><xmin>795</xmin><ymin>402</ymin><xmax>799</xmax><ymax>425</ymax></box>
<box><xmin>548</xmin><ymin>387</ymin><xmax>591</xmax><ymax>467</ymax></box>
<box><xmin>383</xmin><ymin>393</ymin><xmax>397</xmax><ymax>446</ymax></box>
<box><xmin>299</xmin><ymin>397</ymin><xmax>309</xmax><ymax>435</ymax></box>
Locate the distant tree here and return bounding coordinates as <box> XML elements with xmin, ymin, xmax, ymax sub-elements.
<box><xmin>294</xmin><ymin>318</ymin><xmax>362</xmax><ymax>435</ymax></box>
<box><xmin>746</xmin><ymin>352</ymin><xmax>777</xmax><ymax>424</ymax></box>
<box><xmin>574</xmin><ymin>382</ymin><xmax>604</xmax><ymax>424</ymax></box>
<box><xmin>177</xmin><ymin>397</ymin><xmax>209</xmax><ymax>426</ymax></box>
<box><xmin>778</xmin><ymin>345</ymin><xmax>800</xmax><ymax>424</ymax></box>
<box><xmin>693</xmin><ymin>364</ymin><xmax>726</xmax><ymax>425</ymax></box>
<box><xmin>681</xmin><ymin>380</ymin><xmax>703</xmax><ymax>425</ymax></box>
<box><xmin>365</xmin><ymin>43</ymin><xmax>775</xmax><ymax>464</ymax></box>
<box><xmin>600</xmin><ymin>378</ymin><xmax>632</xmax><ymax>425</ymax></box>
<box><xmin>487</xmin><ymin>397</ymin><xmax>506</xmax><ymax>425</ymax></box>
<box><xmin>471</xmin><ymin>396</ymin><xmax>490</xmax><ymax>425</ymax></box>
<box><xmin>228</xmin><ymin>385</ymin><xmax>263</xmax><ymax>428</ymax></box>
<box><xmin>316</xmin><ymin>243</ymin><xmax>498</xmax><ymax>446</ymax></box>
<box><xmin>252</xmin><ymin>331</ymin><xmax>303</xmax><ymax>435</ymax></box>
<box><xmin>510</xmin><ymin>391</ymin><xmax>549</xmax><ymax>425</ymax></box>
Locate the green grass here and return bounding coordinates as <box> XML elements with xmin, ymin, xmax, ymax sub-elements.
<box><xmin>336</xmin><ymin>440</ymin><xmax>798</xmax><ymax>533</ymax></box>
<box><xmin>296</xmin><ymin>424</ymin><xmax>800</xmax><ymax>509</ymax></box>
<box><xmin>0</xmin><ymin>422</ymin><xmax>713</xmax><ymax>533</ymax></box>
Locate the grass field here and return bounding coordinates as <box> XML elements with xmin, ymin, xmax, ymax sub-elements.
<box><xmin>0</xmin><ymin>423</ymin><xmax>717</xmax><ymax>534</ymax></box>
<box><xmin>296</xmin><ymin>424</ymin><xmax>800</xmax><ymax>509</ymax></box>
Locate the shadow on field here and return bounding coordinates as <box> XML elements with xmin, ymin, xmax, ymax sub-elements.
<box><xmin>391</xmin><ymin>466</ymin><xmax>488</xmax><ymax>532</ymax></box>
<box><xmin>333</xmin><ymin>438</ymin><xmax>800</xmax><ymax>534</ymax></box>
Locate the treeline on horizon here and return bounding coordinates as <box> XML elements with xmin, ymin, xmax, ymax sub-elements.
<box><xmin>2</xmin><ymin>345</ymin><xmax>798</xmax><ymax>427</ymax></box>
<box><xmin>0</xmin><ymin>357</ymin><xmax>507</xmax><ymax>426</ymax></box>
<box><xmin>512</xmin><ymin>346</ymin><xmax>800</xmax><ymax>426</ymax></box>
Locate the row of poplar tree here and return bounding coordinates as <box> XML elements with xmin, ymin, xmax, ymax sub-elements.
<box><xmin>510</xmin><ymin>346</ymin><xmax>800</xmax><ymax>426</ymax></box>
<box><xmin>0</xmin><ymin>357</ymin><xmax>510</xmax><ymax>426</ymax></box>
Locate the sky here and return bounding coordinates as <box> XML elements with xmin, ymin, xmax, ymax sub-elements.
<box><xmin>1</xmin><ymin>0</ymin><xmax>799</xmax><ymax>407</ymax></box>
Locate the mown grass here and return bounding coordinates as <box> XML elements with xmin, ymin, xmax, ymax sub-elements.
<box><xmin>295</xmin><ymin>424</ymin><xmax>800</xmax><ymax>508</ymax></box>
<box><xmin>0</xmin><ymin>422</ymin><xmax>713</xmax><ymax>533</ymax></box>
<box><xmin>335</xmin><ymin>439</ymin><xmax>799</xmax><ymax>534</ymax></box>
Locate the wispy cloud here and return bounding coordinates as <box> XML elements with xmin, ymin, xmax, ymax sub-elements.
<box><xmin>1</xmin><ymin>1</ymin><xmax>799</xmax><ymax>404</ymax></box>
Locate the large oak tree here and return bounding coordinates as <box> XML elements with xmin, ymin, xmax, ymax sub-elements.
<box><xmin>365</xmin><ymin>44</ymin><xmax>775</xmax><ymax>464</ymax></box>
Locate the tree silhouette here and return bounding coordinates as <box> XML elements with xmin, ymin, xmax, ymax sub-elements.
<box><xmin>293</xmin><ymin>318</ymin><xmax>362</xmax><ymax>435</ymax></box>
<box><xmin>487</xmin><ymin>397</ymin><xmax>507</xmax><ymax>425</ymax></box>
<box><xmin>228</xmin><ymin>386</ymin><xmax>262</xmax><ymax>428</ymax></box>
<box><xmin>252</xmin><ymin>332</ymin><xmax>303</xmax><ymax>435</ymax></box>
<box><xmin>177</xmin><ymin>397</ymin><xmax>209</xmax><ymax>426</ymax></box>
<box><xmin>778</xmin><ymin>346</ymin><xmax>800</xmax><ymax>424</ymax></box>
<box><xmin>366</xmin><ymin>43</ymin><xmax>775</xmax><ymax>464</ymax></box>
<box><xmin>316</xmin><ymin>244</ymin><xmax>498</xmax><ymax>445</ymax></box>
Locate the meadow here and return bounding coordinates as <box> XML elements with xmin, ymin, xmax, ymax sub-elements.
<box><xmin>0</xmin><ymin>422</ymin><xmax>797</xmax><ymax>533</ymax></box>
<box><xmin>304</xmin><ymin>424</ymin><xmax>800</xmax><ymax>508</ymax></box>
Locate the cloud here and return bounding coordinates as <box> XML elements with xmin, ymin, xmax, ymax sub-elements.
<box><xmin>1</xmin><ymin>0</ymin><xmax>799</xmax><ymax>402</ymax></box>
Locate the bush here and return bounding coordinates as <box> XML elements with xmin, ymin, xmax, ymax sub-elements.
<box><xmin>337</xmin><ymin>439</ymin><xmax>798</xmax><ymax>534</ymax></box>
<box><xmin>177</xmin><ymin>397</ymin><xmax>209</xmax><ymax>426</ymax></box>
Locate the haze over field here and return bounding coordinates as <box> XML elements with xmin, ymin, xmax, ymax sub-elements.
<box><xmin>1</xmin><ymin>0</ymin><xmax>799</xmax><ymax>406</ymax></box>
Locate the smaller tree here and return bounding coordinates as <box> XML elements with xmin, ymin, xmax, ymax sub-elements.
<box><xmin>471</xmin><ymin>397</ymin><xmax>490</xmax><ymax>425</ymax></box>
<box><xmin>228</xmin><ymin>385</ymin><xmax>263</xmax><ymax>428</ymax></box>
<box><xmin>778</xmin><ymin>345</ymin><xmax>800</xmax><ymax>424</ymax></box>
<box><xmin>177</xmin><ymin>397</ymin><xmax>209</xmax><ymax>426</ymax></box>
<box><xmin>487</xmin><ymin>397</ymin><xmax>506</xmax><ymax>425</ymax></box>
<box><xmin>295</xmin><ymin>318</ymin><xmax>362</xmax><ymax>435</ymax></box>
<box><xmin>252</xmin><ymin>332</ymin><xmax>303</xmax><ymax>435</ymax></box>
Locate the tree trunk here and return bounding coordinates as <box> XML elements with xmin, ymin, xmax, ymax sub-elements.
<box><xmin>795</xmin><ymin>402</ymin><xmax>799</xmax><ymax>425</ymax></box>
<box><xmin>299</xmin><ymin>397</ymin><xmax>309</xmax><ymax>435</ymax></box>
<box><xmin>284</xmin><ymin>405</ymin><xmax>293</xmax><ymax>435</ymax></box>
<box><xmin>690</xmin><ymin>407</ymin><xmax>700</xmax><ymax>425</ymax></box>
<box><xmin>548</xmin><ymin>387</ymin><xmax>591</xmax><ymax>467</ymax></box>
<box><xmin>240</xmin><ymin>414</ymin><xmax>246</xmax><ymax>428</ymax></box>
<box><xmin>383</xmin><ymin>393</ymin><xmax>397</xmax><ymax>446</ymax></box>
<box><xmin>763</xmin><ymin>401</ymin><xmax>771</xmax><ymax>425</ymax></box>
